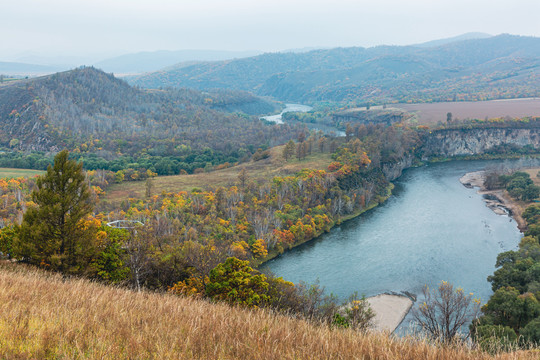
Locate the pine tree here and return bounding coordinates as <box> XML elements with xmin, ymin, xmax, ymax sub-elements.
<box><xmin>15</xmin><ymin>150</ymin><xmax>96</xmax><ymax>274</ymax></box>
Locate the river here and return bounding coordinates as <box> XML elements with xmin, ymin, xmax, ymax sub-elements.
<box><xmin>261</xmin><ymin>103</ymin><xmax>345</xmax><ymax>136</ymax></box>
<box><xmin>261</xmin><ymin>160</ymin><xmax>524</xmax><ymax>332</ymax></box>
<box><xmin>260</xmin><ymin>103</ymin><xmax>313</xmax><ymax>124</ymax></box>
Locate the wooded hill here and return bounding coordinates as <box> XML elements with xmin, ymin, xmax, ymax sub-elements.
<box><xmin>0</xmin><ymin>67</ymin><xmax>300</xmax><ymax>172</ymax></box>
<box><xmin>129</xmin><ymin>34</ymin><xmax>540</xmax><ymax>104</ymax></box>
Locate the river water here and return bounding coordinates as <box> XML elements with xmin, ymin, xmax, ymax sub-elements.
<box><xmin>261</xmin><ymin>103</ymin><xmax>345</xmax><ymax>136</ymax></box>
<box><xmin>260</xmin><ymin>103</ymin><xmax>313</xmax><ymax>124</ymax></box>
<box><xmin>261</xmin><ymin>160</ymin><xmax>524</xmax><ymax>331</ymax></box>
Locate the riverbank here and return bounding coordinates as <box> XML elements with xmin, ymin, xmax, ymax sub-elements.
<box><xmin>366</xmin><ymin>294</ymin><xmax>413</xmax><ymax>333</ymax></box>
<box><xmin>258</xmin><ymin>183</ymin><xmax>410</xmax><ymax>333</ymax></box>
<box><xmin>459</xmin><ymin>171</ymin><xmax>527</xmax><ymax>231</ymax></box>
<box><xmin>257</xmin><ymin>183</ymin><xmax>395</xmax><ymax>267</ymax></box>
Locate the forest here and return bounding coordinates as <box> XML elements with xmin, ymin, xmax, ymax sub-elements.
<box><xmin>129</xmin><ymin>34</ymin><xmax>540</xmax><ymax>105</ymax></box>
<box><xmin>1</xmin><ymin>113</ymin><xmax>540</xmax><ymax>350</ymax></box>
<box><xmin>0</xmin><ymin>67</ymin><xmax>299</xmax><ymax>175</ymax></box>
<box><xmin>0</xmin><ymin>123</ymin><xmax>419</xmax><ymax>326</ymax></box>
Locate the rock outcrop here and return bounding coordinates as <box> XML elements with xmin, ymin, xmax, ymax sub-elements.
<box><xmin>382</xmin><ymin>155</ymin><xmax>415</xmax><ymax>181</ymax></box>
<box><xmin>421</xmin><ymin>128</ymin><xmax>540</xmax><ymax>158</ymax></box>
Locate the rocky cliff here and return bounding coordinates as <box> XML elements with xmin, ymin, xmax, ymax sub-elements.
<box><xmin>382</xmin><ymin>155</ymin><xmax>415</xmax><ymax>181</ymax></box>
<box><xmin>421</xmin><ymin>128</ymin><xmax>540</xmax><ymax>158</ymax></box>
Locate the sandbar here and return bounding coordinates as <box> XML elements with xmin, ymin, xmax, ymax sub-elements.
<box><xmin>460</xmin><ymin>171</ymin><xmax>526</xmax><ymax>230</ymax></box>
<box><xmin>366</xmin><ymin>294</ymin><xmax>413</xmax><ymax>333</ymax></box>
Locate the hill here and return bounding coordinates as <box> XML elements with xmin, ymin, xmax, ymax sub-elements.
<box><xmin>0</xmin><ymin>67</ymin><xmax>296</xmax><ymax>173</ymax></box>
<box><xmin>0</xmin><ymin>61</ymin><xmax>63</xmax><ymax>76</ymax></box>
<box><xmin>129</xmin><ymin>34</ymin><xmax>540</xmax><ymax>104</ymax></box>
<box><xmin>94</xmin><ymin>49</ymin><xmax>263</xmax><ymax>74</ymax></box>
<box><xmin>413</xmin><ymin>32</ymin><xmax>493</xmax><ymax>48</ymax></box>
<box><xmin>0</xmin><ymin>261</ymin><xmax>536</xmax><ymax>359</ymax></box>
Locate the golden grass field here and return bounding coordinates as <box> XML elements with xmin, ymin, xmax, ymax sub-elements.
<box><xmin>102</xmin><ymin>145</ymin><xmax>333</xmax><ymax>204</ymax></box>
<box><xmin>0</xmin><ymin>261</ymin><xmax>537</xmax><ymax>360</ymax></box>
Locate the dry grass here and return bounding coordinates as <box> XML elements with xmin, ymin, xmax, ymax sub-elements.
<box><xmin>0</xmin><ymin>167</ymin><xmax>44</xmax><ymax>179</ymax></box>
<box><xmin>0</xmin><ymin>261</ymin><xmax>537</xmax><ymax>360</ymax></box>
<box><xmin>102</xmin><ymin>146</ymin><xmax>333</xmax><ymax>204</ymax></box>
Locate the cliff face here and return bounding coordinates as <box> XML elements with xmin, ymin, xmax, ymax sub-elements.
<box><xmin>421</xmin><ymin>128</ymin><xmax>540</xmax><ymax>158</ymax></box>
<box><xmin>382</xmin><ymin>155</ymin><xmax>415</xmax><ymax>181</ymax></box>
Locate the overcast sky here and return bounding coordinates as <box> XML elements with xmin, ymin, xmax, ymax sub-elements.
<box><xmin>2</xmin><ymin>0</ymin><xmax>540</xmax><ymax>61</ymax></box>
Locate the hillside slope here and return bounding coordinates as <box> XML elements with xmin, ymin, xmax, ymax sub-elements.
<box><xmin>129</xmin><ymin>34</ymin><xmax>540</xmax><ymax>104</ymax></box>
<box><xmin>0</xmin><ymin>261</ymin><xmax>536</xmax><ymax>360</ymax></box>
<box><xmin>0</xmin><ymin>67</ymin><xmax>288</xmax><ymax>161</ymax></box>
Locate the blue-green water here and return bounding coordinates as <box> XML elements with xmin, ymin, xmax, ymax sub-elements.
<box><xmin>261</xmin><ymin>160</ymin><xmax>524</xmax><ymax>330</ymax></box>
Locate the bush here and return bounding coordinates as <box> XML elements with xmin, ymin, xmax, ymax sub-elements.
<box><xmin>472</xmin><ymin>324</ymin><xmax>518</xmax><ymax>353</ymax></box>
<box><xmin>520</xmin><ymin>317</ymin><xmax>540</xmax><ymax>345</ymax></box>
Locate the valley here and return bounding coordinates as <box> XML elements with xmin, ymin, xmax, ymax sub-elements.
<box><xmin>2</xmin><ymin>32</ymin><xmax>540</xmax><ymax>358</ymax></box>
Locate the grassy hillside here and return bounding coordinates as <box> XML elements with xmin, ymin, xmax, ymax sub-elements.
<box><xmin>0</xmin><ymin>261</ymin><xmax>537</xmax><ymax>360</ymax></box>
<box><xmin>129</xmin><ymin>34</ymin><xmax>540</xmax><ymax>104</ymax></box>
<box><xmin>102</xmin><ymin>144</ymin><xmax>333</xmax><ymax>204</ymax></box>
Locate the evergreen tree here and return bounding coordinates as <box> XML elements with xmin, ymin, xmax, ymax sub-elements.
<box><xmin>15</xmin><ymin>150</ymin><xmax>96</xmax><ymax>274</ymax></box>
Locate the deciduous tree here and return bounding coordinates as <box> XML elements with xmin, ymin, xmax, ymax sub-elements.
<box><xmin>412</xmin><ymin>281</ymin><xmax>481</xmax><ymax>343</ymax></box>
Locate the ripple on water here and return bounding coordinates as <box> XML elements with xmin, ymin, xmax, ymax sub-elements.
<box><xmin>261</xmin><ymin>160</ymin><xmax>523</xmax><ymax>331</ymax></box>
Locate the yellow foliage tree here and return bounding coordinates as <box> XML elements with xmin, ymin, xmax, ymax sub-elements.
<box><xmin>251</xmin><ymin>239</ymin><xmax>268</xmax><ymax>259</ymax></box>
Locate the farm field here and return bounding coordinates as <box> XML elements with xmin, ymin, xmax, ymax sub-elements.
<box><xmin>101</xmin><ymin>145</ymin><xmax>333</xmax><ymax>205</ymax></box>
<box><xmin>396</xmin><ymin>97</ymin><xmax>540</xmax><ymax>125</ymax></box>
<box><xmin>0</xmin><ymin>168</ymin><xmax>44</xmax><ymax>179</ymax></box>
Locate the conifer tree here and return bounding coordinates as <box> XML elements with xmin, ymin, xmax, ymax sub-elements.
<box><xmin>15</xmin><ymin>150</ymin><xmax>96</xmax><ymax>274</ymax></box>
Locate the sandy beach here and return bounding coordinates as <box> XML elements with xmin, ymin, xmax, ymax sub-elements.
<box><xmin>366</xmin><ymin>294</ymin><xmax>413</xmax><ymax>333</ymax></box>
<box><xmin>459</xmin><ymin>171</ymin><xmax>527</xmax><ymax>230</ymax></box>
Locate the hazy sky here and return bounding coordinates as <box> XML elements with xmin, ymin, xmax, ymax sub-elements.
<box><xmin>2</xmin><ymin>0</ymin><xmax>540</xmax><ymax>61</ymax></box>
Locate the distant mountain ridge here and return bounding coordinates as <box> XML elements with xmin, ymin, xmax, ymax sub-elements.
<box><xmin>0</xmin><ymin>61</ymin><xmax>64</xmax><ymax>76</ymax></box>
<box><xmin>128</xmin><ymin>34</ymin><xmax>540</xmax><ymax>104</ymax></box>
<box><xmin>413</xmin><ymin>32</ymin><xmax>492</xmax><ymax>48</ymax></box>
<box><xmin>93</xmin><ymin>49</ymin><xmax>263</xmax><ymax>74</ymax></box>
